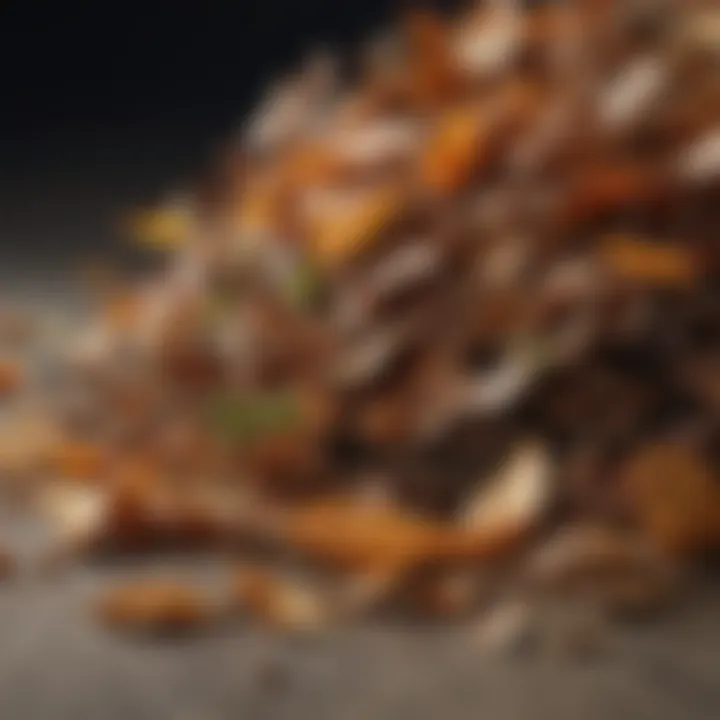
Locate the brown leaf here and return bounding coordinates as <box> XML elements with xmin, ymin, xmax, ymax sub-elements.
<box><xmin>50</xmin><ymin>442</ymin><xmax>107</xmax><ymax>481</ymax></box>
<box><xmin>103</xmin><ymin>293</ymin><xmax>143</xmax><ymax>331</ymax></box>
<box><xmin>404</xmin><ymin>9</ymin><xmax>461</xmax><ymax>107</ymax></box>
<box><xmin>243</xmin><ymin>432</ymin><xmax>328</xmax><ymax>499</ymax></box>
<box><xmin>0</xmin><ymin>361</ymin><xmax>22</xmax><ymax>398</ymax></box>
<box><xmin>272</xmin><ymin>496</ymin><xmax>532</xmax><ymax>575</ymax></box>
<box><xmin>623</xmin><ymin>443</ymin><xmax>720</xmax><ymax>557</ymax></box>
<box><xmin>557</xmin><ymin>165</ymin><xmax>672</xmax><ymax>230</ymax></box>
<box><xmin>98</xmin><ymin>581</ymin><xmax>213</xmax><ymax>635</ymax></box>
<box><xmin>404</xmin><ymin>568</ymin><xmax>480</xmax><ymax>619</ymax></box>
<box><xmin>527</xmin><ymin>524</ymin><xmax>674</xmax><ymax>601</ymax></box>
<box><xmin>599</xmin><ymin>235</ymin><xmax>698</xmax><ymax>287</ymax></box>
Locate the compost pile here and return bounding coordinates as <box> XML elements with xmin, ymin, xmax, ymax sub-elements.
<box><xmin>2</xmin><ymin>0</ymin><xmax>720</xmax><ymax>639</ymax></box>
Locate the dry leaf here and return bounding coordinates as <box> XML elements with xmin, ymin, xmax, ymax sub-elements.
<box><xmin>0</xmin><ymin>412</ymin><xmax>59</xmax><ymax>477</ymax></box>
<box><xmin>309</xmin><ymin>187</ymin><xmax>404</xmax><ymax>268</ymax></box>
<box><xmin>243</xmin><ymin>431</ymin><xmax>327</xmax><ymax>499</ymax></box>
<box><xmin>453</xmin><ymin>6</ymin><xmax>521</xmax><ymax>78</ymax></box>
<box><xmin>599</xmin><ymin>236</ymin><xmax>698</xmax><ymax>287</ymax></box>
<box><xmin>232</xmin><ymin>566</ymin><xmax>329</xmax><ymax>634</ymax></box>
<box><xmin>281</xmin><ymin>144</ymin><xmax>347</xmax><ymax>190</ymax></box>
<box><xmin>98</xmin><ymin>581</ymin><xmax>213</xmax><ymax>635</ymax></box>
<box><xmin>527</xmin><ymin>523</ymin><xmax>676</xmax><ymax>615</ymax></box>
<box><xmin>559</xmin><ymin>165</ymin><xmax>670</xmax><ymax>230</ymax></box>
<box><xmin>405</xmin><ymin>568</ymin><xmax>480</xmax><ymax>619</ymax></box>
<box><xmin>405</xmin><ymin>9</ymin><xmax>461</xmax><ymax>107</ymax></box>
<box><xmin>103</xmin><ymin>293</ymin><xmax>143</xmax><ymax>332</ymax></box>
<box><xmin>421</xmin><ymin>105</ymin><xmax>489</xmax><ymax>194</ymax></box>
<box><xmin>0</xmin><ymin>362</ymin><xmax>22</xmax><ymax>398</ymax></box>
<box><xmin>623</xmin><ymin>443</ymin><xmax>720</xmax><ymax>557</ymax></box>
<box><xmin>460</xmin><ymin>442</ymin><xmax>552</xmax><ymax>539</ymax></box>
<box><xmin>128</xmin><ymin>204</ymin><xmax>192</xmax><ymax>251</ymax></box>
<box><xmin>50</xmin><ymin>442</ymin><xmax>106</xmax><ymax>481</ymax></box>
<box><xmin>270</xmin><ymin>493</ymin><xmax>534</xmax><ymax>575</ymax></box>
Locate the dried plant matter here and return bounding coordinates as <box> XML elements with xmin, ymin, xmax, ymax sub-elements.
<box><xmin>98</xmin><ymin>580</ymin><xmax>215</xmax><ymax>635</ymax></box>
<box><xmin>3</xmin><ymin>0</ymin><xmax>720</xmax><ymax>645</ymax></box>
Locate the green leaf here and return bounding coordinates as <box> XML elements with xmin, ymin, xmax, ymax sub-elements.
<box><xmin>284</xmin><ymin>261</ymin><xmax>324</xmax><ymax>312</ymax></box>
<box><xmin>205</xmin><ymin>390</ymin><xmax>301</xmax><ymax>444</ymax></box>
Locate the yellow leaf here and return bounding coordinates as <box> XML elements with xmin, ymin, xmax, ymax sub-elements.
<box><xmin>127</xmin><ymin>207</ymin><xmax>191</xmax><ymax>251</ymax></box>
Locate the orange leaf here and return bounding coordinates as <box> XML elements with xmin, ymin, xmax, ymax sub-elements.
<box><xmin>51</xmin><ymin>442</ymin><xmax>106</xmax><ymax>481</ymax></box>
<box><xmin>599</xmin><ymin>236</ymin><xmax>698</xmax><ymax>287</ymax></box>
<box><xmin>623</xmin><ymin>443</ymin><xmax>720</xmax><ymax>557</ymax></box>
<box><xmin>310</xmin><ymin>187</ymin><xmax>404</xmax><ymax>268</ymax></box>
<box><xmin>98</xmin><ymin>581</ymin><xmax>212</xmax><ymax>634</ymax></box>
<box><xmin>281</xmin><ymin>144</ymin><xmax>346</xmax><ymax>190</ymax></box>
<box><xmin>232</xmin><ymin>182</ymin><xmax>283</xmax><ymax>238</ymax></box>
<box><xmin>275</xmin><ymin>497</ymin><xmax>530</xmax><ymax>574</ymax></box>
<box><xmin>421</xmin><ymin>105</ymin><xmax>488</xmax><ymax>194</ymax></box>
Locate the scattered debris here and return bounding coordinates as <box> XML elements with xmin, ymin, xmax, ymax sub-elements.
<box><xmin>0</xmin><ymin>0</ymin><xmax>718</xmax><ymax>649</ymax></box>
<box><xmin>472</xmin><ymin>599</ymin><xmax>536</xmax><ymax>656</ymax></box>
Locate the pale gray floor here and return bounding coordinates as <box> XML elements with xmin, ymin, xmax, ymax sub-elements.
<box><xmin>0</xmin><ymin>553</ymin><xmax>715</xmax><ymax>720</ymax></box>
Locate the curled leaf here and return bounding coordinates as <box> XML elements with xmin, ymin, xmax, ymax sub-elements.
<box><xmin>599</xmin><ymin>235</ymin><xmax>698</xmax><ymax>287</ymax></box>
<box><xmin>460</xmin><ymin>442</ymin><xmax>552</xmax><ymax>539</ymax></box>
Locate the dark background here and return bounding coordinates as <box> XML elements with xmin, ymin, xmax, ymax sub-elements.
<box><xmin>0</xmin><ymin>0</ymin><xmax>403</xmax><ymax>277</ymax></box>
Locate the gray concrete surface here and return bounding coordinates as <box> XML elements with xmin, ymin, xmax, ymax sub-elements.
<box><xmin>0</xmin><ymin>551</ymin><xmax>716</xmax><ymax>720</ymax></box>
